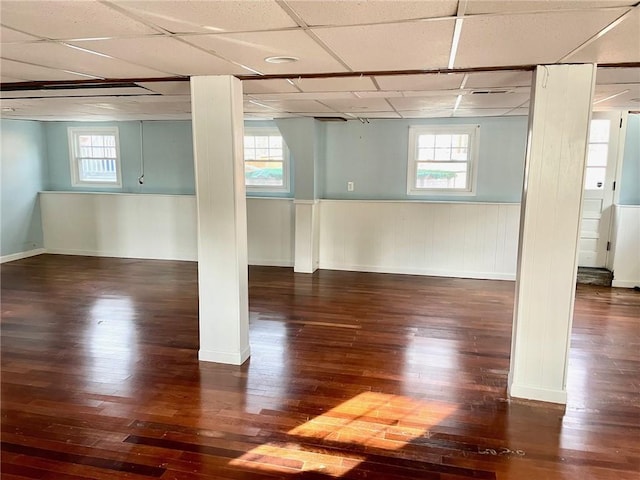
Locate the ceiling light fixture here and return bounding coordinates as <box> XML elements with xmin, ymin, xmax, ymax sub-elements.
<box><xmin>264</xmin><ymin>56</ymin><xmax>299</xmax><ymax>64</ymax></box>
<box><xmin>447</xmin><ymin>18</ymin><xmax>464</xmax><ymax>70</ymax></box>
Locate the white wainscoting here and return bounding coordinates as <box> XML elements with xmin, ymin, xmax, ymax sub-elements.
<box><xmin>318</xmin><ymin>200</ymin><xmax>521</xmax><ymax>280</ymax></box>
<box><xmin>41</xmin><ymin>192</ymin><xmax>198</xmax><ymax>260</ymax></box>
<box><xmin>40</xmin><ymin>192</ymin><xmax>294</xmax><ymax>266</ymax></box>
<box><xmin>246</xmin><ymin>197</ymin><xmax>294</xmax><ymax>266</ymax></box>
<box><xmin>611</xmin><ymin>205</ymin><xmax>640</xmax><ymax>288</ymax></box>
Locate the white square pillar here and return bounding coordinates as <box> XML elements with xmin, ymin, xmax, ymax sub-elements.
<box><xmin>294</xmin><ymin>200</ymin><xmax>320</xmax><ymax>273</ymax></box>
<box><xmin>509</xmin><ymin>64</ymin><xmax>596</xmax><ymax>404</ymax></box>
<box><xmin>190</xmin><ymin>75</ymin><xmax>250</xmax><ymax>365</ymax></box>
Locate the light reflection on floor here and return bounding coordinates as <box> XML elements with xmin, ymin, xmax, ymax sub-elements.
<box><xmin>228</xmin><ymin>391</ymin><xmax>456</xmax><ymax>477</ymax></box>
<box><xmin>84</xmin><ymin>296</ymin><xmax>138</xmax><ymax>392</ymax></box>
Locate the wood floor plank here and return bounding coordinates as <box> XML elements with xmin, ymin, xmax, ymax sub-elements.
<box><xmin>1</xmin><ymin>254</ymin><xmax>639</xmax><ymax>479</ymax></box>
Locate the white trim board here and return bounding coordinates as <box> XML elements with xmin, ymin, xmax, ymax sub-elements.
<box><xmin>0</xmin><ymin>248</ymin><xmax>46</xmax><ymax>264</ymax></box>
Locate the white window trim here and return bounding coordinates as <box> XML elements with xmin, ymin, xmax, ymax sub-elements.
<box><xmin>407</xmin><ymin>124</ymin><xmax>480</xmax><ymax>196</ymax></box>
<box><xmin>244</xmin><ymin>127</ymin><xmax>290</xmax><ymax>194</ymax></box>
<box><xmin>68</xmin><ymin>126</ymin><xmax>122</xmax><ymax>188</ymax></box>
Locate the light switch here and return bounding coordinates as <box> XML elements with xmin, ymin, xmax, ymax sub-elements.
<box><xmin>347</xmin><ymin>181</ymin><xmax>355</xmax><ymax>192</ymax></box>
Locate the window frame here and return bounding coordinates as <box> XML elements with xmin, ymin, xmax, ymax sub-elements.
<box><xmin>68</xmin><ymin>126</ymin><xmax>122</xmax><ymax>188</ymax></box>
<box><xmin>406</xmin><ymin>124</ymin><xmax>480</xmax><ymax>196</ymax></box>
<box><xmin>243</xmin><ymin>127</ymin><xmax>290</xmax><ymax>194</ymax></box>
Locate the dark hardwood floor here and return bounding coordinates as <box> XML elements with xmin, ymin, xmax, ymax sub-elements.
<box><xmin>1</xmin><ymin>254</ymin><xmax>638</xmax><ymax>480</ymax></box>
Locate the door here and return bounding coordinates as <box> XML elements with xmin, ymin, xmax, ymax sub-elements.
<box><xmin>579</xmin><ymin>111</ymin><xmax>623</xmax><ymax>268</ymax></box>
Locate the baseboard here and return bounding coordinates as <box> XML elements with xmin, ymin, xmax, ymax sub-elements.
<box><xmin>199</xmin><ymin>346</ymin><xmax>251</xmax><ymax>365</ymax></box>
<box><xmin>0</xmin><ymin>248</ymin><xmax>46</xmax><ymax>264</ymax></box>
<box><xmin>45</xmin><ymin>248</ymin><xmax>196</xmax><ymax>262</ymax></box>
<box><xmin>248</xmin><ymin>259</ymin><xmax>294</xmax><ymax>267</ymax></box>
<box><xmin>318</xmin><ymin>262</ymin><xmax>516</xmax><ymax>281</ymax></box>
<box><xmin>612</xmin><ymin>280</ymin><xmax>640</xmax><ymax>288</ymax></box>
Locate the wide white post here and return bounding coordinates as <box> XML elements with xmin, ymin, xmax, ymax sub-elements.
<box><xmin>190</xmin><ymin>75</ymin><xmax>250</xmax><ymax>365</ymax></box>
<box><xmin>509</xmin><ymin>64</ymin><xmax>596</xmax><ymax>404</ymax></box>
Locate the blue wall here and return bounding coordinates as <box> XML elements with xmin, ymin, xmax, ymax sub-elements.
<box><xmin>619</xmin><ymin>113</ymin><xmax>640</xmax><ymax>205</ymax></box>
<box><xmin>45</xmin><ymin>121</ymin><xmax>195</xmax><ymax>194</ymax></box>
<box><xmin>1</xmin><ymin>120</ymin><xmax>47</xmax><ymax>256</ymax></box>
<box><xmin>322</xmin><ymin>116</ymin><xmax>528</xmax><ymax>202</ymax></box>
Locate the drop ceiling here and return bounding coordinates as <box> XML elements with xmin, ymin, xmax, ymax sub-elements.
<box><xmin>0</xmin><ymin>0</ymin><xmax>638</xmax><ymax>121</ymax></box>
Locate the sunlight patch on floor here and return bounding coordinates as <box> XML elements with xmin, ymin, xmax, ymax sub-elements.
<box><xmin>228</xmin><ymin>391</ymin><xmax>456</xmax><ymax>477</ymax></box>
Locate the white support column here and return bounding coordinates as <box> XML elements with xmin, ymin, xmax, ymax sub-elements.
<box><xmin>190</xmin><ymin>76</ymin><xmax>250</xmax><ymax>365</ymax></box>
<box><xmin>509</xmin><ymin>64</ymin><xmax>596</xmax><ymax>404</ymax></box>
<box><xmin>294</xmin><ymin>200</ymin><xmax>320</xmax><ymax>273</ymax></box>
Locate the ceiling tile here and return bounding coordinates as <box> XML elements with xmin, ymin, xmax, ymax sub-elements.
<box><xmin>596</xmin><ymin>67</ymin><xmax>640</xmax><ymax>85</ymax></box>
<box><xmin>0</xmin><ymin>58</ymin><xmax>94</xmax><ymax>81</ymax></box>
<box><xmin>1</xmin><ymin>42</ymin><xmax>172</xmax><ymax>79</ymax></box>
<box><xmin>116</xmin><ymin>0</ymin><xmax>297</xmax><ymax>33</ymax></box>
<box><xmin>465</xmin><ymin>1</ymin><xmax>636</xmax><ymax>15</ymax></box>
<box><xmin>249</xmin><ymin>92</ymin><xmax>355</xmax><ymax>101</ymax></box>
<box><xmin>243</xmin><ymin>79</ymin><xmax>301</xmax><ymax>94</ymax></box>
<box><xmin>454</xmin><ymin>9</ymin><xmax>628</xmax><ymax>68</ymax></box>
<box><xmin>342</xmin><ymin>111</ymin><xmax>403</xmax><ymax>119</ymax></box>
<box><xmin>459</xmin><ymin>92</ymin><xmax>530</xmax><ymax>108</ymax></box>
<box><xmin>312</xmin><ymin>20</ymin><xmax>455</xmax><ymax>71</ymax></box>
<box><xmin>253</xmin><ymin>99</ymin><xmax>335</xmax><ymax>113</ymax></box>
<box><xmin>294</xmin><ymin>76</ymin><xmax>378</xmax><ymax>92</ymax></box>
<box><xmin>0</xmin><ymin>76</ymin><xmax>26</xmax><ymax>82</ymax></box>
<box><xmin>70</xmin><ymin>37</ymin><xmax>245</xmax><ymax>76</ymax></box>
<box><xmin>564</xmin><ymin>8</ymin><xmax>640</xmax><ymax>63</ymax></box>
<box><xmin>0</xmin><ymin>87</ymin><xmax>155</xmax><ymax>99</ymax></box>
<box><xmin>0</xmin><ymin>0</ymin><xmax>157</xmax><ymax>39</ymax></box>
<box><xmin>593</xmin><ymin>84</ymin><xmax>640</xmax><ymax>109</ymax></box>
<box><xmin>454</xmin><ymin>108</ymin><xmax>513</xmax><ymax>117</ymax></box>
<box><xmin>183</xmin><ymin>30</ymin><xmax>348</xmax><ymax>74</ymax></box>
<box><xmin>287</xmin><ymin>0</ymin><xmax>457</xmax><ymax>26</ymax></box>
<box><xmin>389</xmin><ymin>95</ymin><xmax>459</xmax><ymax>110</ymax></box>
<box><xmin>375</xmin><ymin>73</ymin><xmax>465</xmax><ymax>91</ymax></box>
<box><xmin>399</xmin><ymin>109</ymin><xmax>454</xmax><ymax>118</ymax></box>
<box><xmin>135</xmin><ymin>81</ymin><xmax>191</xmax><ymax>95</ymax></box>
<box><xmin>1</xmin><ymin>26</ymin><xmax>39</xmax><ymax>43</ymax></box>
<box><xmin>321</xmin><ymin>97</ymin><xmax>395</xmax><ymax>112</ymax></box>
<box><xmin>465</xmin><ymin>71</ymin><xmax>533</xmax><ymax>88</ymax></box>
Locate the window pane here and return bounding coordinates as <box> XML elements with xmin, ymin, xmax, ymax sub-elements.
<box><xmin>244</xmin><ymin>148</ymin><xmax>256</xmax><ymax>160</ymax></box>
<box><xmin>435</xmin><ymin>135</ymin><xmax>452</xmax><ymax>148</ymax></box>
<box><xmin>245</xmin><ymin>161</ymin><xmax>284</xmax><ymax>186</ymax></box>
<box><xmin>104</xmin><ymin>136</ymin><xmax>116</xmax><ymax>147</ymax></box>
<box><xmin>92</xmin><ymin>147</ymin><xmax>105</xmax><ymax>158</ymax></box>
<box><xmin>587</xmin><ymin>144</ymin><xmax>608</xmax><ymax>167</ymax></box>
<box><xmin>79</xmin><ymin>158</ymin><xmax>117</xmax><ymax>182</ymax></box>
<box><xmin>451</xmin><ymin>147</ymin><xmax>469</xmax><ymax>161</ymax></box>
<box><xmin>91</xmin><ymin>135</ymin><xmax>104</xmax><ymax>147</ymax></box>
<box><xmin>417</xmin><ymin>147</ymin><xmax>434</xmax><ymax>160</ymax></box>
<box><xmin>418</xmin><ymin>134</ymin><xmax>435</xmax><ymax>148</ymax></box>
<box><xmin>244</xmin><ymin>136</ymin><xmax>255</xmax><ymax>149</ymax></box>
<box><xmin>451</xmin><ymin>134</ymin><xmax>469</xmax><ymax>148</ymax></box>
<box><xmin>590</xmin><ymin>119</ymin><xmax>610</xmax><ymax>143</ymax></box>
<box><xmin>270</xmin><ymin>148</ymin><xmax>283</xmax><ymax>160</ymax></box>
<box><xmin>434</xmin><ymin>148</ymin><xmax>452</xmax><ymax>160</ymax></box>
<box><xmin>584</xmin><ymin>167</ymin><xmax>606</xmax><ymax>189</ymax></box>
<box><xmin>255</xmin><ymin>136</ymin><xmax>269</xmax><ymax>148</ymax></box>
<box><xmin>255</xmin><ymin>148</ymin><xmax>269</xmax><ymax>159</ymax></box>
<box><xmin>79</xmin><ymin>135</ymin><xmax>92</xmax><ymax>146</ymax></box>
<box><xmin>416</xmin><ymin>162</ymin><xmax>468</xmax><ymax>189</ymax></box>
<box><xmin>269</xmin><ymin>136</ymin><xmax>282</xmax><ymax>148</ymax></box>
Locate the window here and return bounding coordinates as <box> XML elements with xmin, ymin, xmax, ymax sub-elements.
<box><xmin>407</xmin><ymin>125</ymin><xmax>479</xmax><ymax>195</ymax></box>
<box><xmin>585</xmin><ymin>119</ymin><xmax>610</xmax><ymax>190</ymax></box>
<box><xmin>244</xmin><ymin>128</ymin><xmax>289</xmax><ymax>192</ymax></box>
<box><xmin>68</xmin><ymin>127</ymin><xmax>121</xmax><ymax>187</ymax></box>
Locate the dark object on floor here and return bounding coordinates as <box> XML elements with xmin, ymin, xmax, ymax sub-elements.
<box><xmin>577</xmin><ymin>267</ymin><xmax>613</xmax><ymax>287</ymax></box>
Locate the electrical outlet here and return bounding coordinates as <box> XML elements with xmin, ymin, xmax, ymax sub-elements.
<box><xmin>347</xmin><ymin>181</ymin><xmax>355</xmax><ymax>192</ymax></box>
